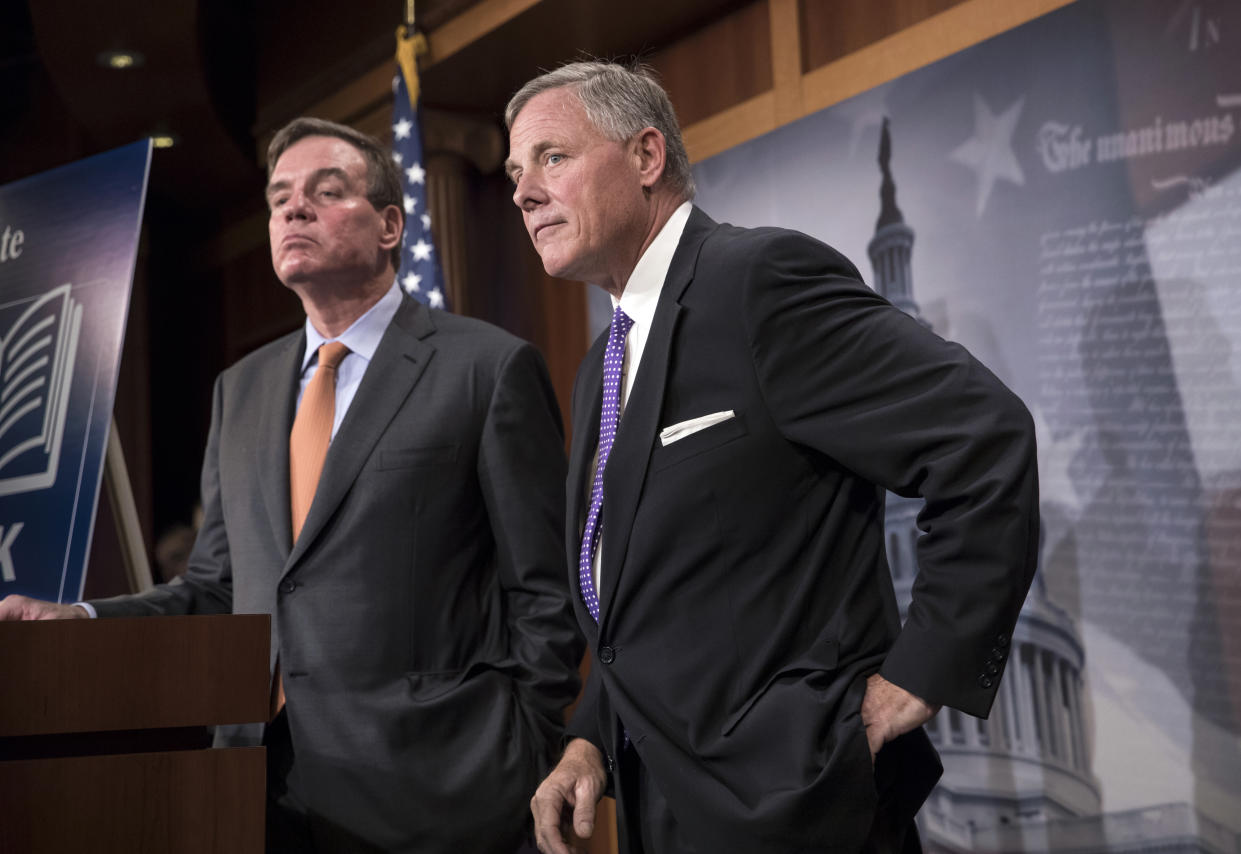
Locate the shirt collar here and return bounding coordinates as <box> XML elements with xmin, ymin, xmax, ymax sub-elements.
<box><xmin>301</xmin><ymin>279</ymin><xmax>402</xmax><ymax>372</ymax></box>
<box><xmin>613</xmin><ymin>201</ymin><xmax>693</xmax><ymax>327</ymax></box>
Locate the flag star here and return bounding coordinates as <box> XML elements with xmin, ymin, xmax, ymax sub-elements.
<box><xmin>393</xmin><ymin>118</ymin><xmax>413</xmax><ymax>140</ymax></box>
<box><xmin>411</xmin><ymin>239</ymin><xmax>433</xmax><ymax>261</ymax></box>
<box><xmin>402</xmin><ymin>271</ymin><xmax>422</xmax><ymax>292</ymax></box>
<box><xmin>391</xmin><ymin>151</ymin><xmax>403</xmax><ymax>165</ymax></box>
<box><xmin>428</xmin><ymin>288</ymin><xmax>445</xmax><ymax>309</ymax></box>
<box><xmin>420</xmin><ymin>213</ymin><xmax>432</xmax><ymax>231</ymax></box>
<box><xmin>392</xmin><ymin>74</ymin><xmax>401</xmax><ymax>92</ymax></box>
<box><xmin>405</xmin><ymin>163</ymin><xmax>426</xmax><ymax>184</ymax></box>
<box><xmin>950</xmin><ymin>93</ymin><xmax>1026</xmax><ymax>216</ymax></box>
<box><xmin>403</xmin><ymin>194</ymin><xmax>417</xmax><ymax>214</ymax></box>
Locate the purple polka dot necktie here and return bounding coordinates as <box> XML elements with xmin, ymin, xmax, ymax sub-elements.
<box><xmin>578</xmin><ymin>305</ymin><xmax>634</xmax><ymax>622</ymax></box>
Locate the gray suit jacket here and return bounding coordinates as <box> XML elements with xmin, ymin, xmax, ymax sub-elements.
<box><xmin>95</xmin><ymin>294</ymin><xmax>583</xmax><ymax>852</ymax></box>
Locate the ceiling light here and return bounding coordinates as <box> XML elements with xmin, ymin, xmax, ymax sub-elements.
<box><xmin>97</xmin><ymin>50</ymin><xmax>145</xmax><ymax>70</ymax></box>
<box><xmin>151</xmin><ymin>134</ymin><xmax>178</xmax><ymax>149</ymax></box>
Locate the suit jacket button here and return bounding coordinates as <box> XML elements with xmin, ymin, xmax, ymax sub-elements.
<box><xmin>279</xmin><ymin>579</ymin><xmax>297</xmax><ymax>594</ymax></box>
<box><xmin>995</xmin><ymin>633</ymin><xmax>1010</xmax><ymax>647</ymax></box>
<box><xmin>598</xmin><ymin>646</ymin><xmax>615</xmax><ymax>665</ymax></box>
<box><xmin>978</xmin><ymin>675</ymin><xmax>994</xmax><ymax>689</ymax></box>
<box><xmin>991</xmin><ymin>647</ymin><xmax>1007</xmax><ymax>661</ymax></box>
<box><xmin>986</xmin><ymin>662</ymin><xmax>1000</xmax><ymax>676</ymax></box>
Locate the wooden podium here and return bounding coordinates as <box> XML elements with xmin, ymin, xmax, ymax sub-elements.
<box><xmin>0</xmin><ymin>615</ymin><xmax>270</xmax><ymax>853</ymax></box>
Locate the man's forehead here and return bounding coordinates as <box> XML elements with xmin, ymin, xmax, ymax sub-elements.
<box><xmin>509</xmin><ymin>91</ymin><xmax>602</xmax><ymax>155</ymax></box>
<box><xmin>272</xmin><ymin>135</ymin><xmax>365</xmax><ymax>177</ymax></box>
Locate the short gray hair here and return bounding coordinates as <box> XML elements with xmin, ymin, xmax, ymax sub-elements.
<box><xmin>505</xmin><ymin>61</ymin><xmax>695</xmax><ymax>199</ymax></box>
<box><xmin>267</xmin><ymin>117</ymin><xmax>404</xmax><ymax>271</ymax></box>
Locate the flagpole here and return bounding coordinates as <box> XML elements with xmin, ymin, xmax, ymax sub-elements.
<box><xmin>392</xmin><ymin>0</ymin><xmax>447</xmax><ymax>310</ymax></box>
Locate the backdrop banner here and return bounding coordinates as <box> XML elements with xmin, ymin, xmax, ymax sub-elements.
<box><xmin>692</xmin><ymin>1</ymin><xmax>1240</xmax><ymax>851</ymax></box>
<box><xmin>0</xmin><ymin>140</ymin><xmax>151</xmax><ymax>603</ymax></box>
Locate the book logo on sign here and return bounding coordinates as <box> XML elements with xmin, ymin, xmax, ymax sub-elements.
<box><xmin>0</xmin><ymin>284</ymin><xmax>82</xmax><ymax>499</ymax></box>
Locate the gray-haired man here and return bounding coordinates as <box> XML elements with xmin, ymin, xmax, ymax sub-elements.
<box><xmin>505</xmin><ymin>62</ymin><xmax>1038</xmax><ymax>854</ymax></box>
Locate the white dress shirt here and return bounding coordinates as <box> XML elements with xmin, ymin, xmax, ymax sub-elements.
<box><xmin>591</xmin><ymin>201</ymin><xmax>693</xmax><ymax>594</ymax></box>
<box><xmin>298</xmin><ymin>279</ymin><xmax>402</xmax><ymax>439</ymax></box>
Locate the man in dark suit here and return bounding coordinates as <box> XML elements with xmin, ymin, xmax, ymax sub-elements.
<box><xmin>505</xmin><ymin>63</ymin><xmax>1039</xmax><ymax>854</ymax></box>
<box><xmin>0</xmin><ymin>117</ymin><xmax>583</xmax><ymax>853</ymax></box>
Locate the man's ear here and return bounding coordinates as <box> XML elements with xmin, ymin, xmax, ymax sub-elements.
<box><xmin>633</xmin><ymin>127</ymin><xmax>668</xmax><ymax>191</ymax></box>
<box><xmin>379</xmin><ymin>205</ymin><xmax>403</xmax><ymax>251</ymax></box>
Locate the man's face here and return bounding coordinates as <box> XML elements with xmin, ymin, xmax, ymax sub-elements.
<box><xmin>507</xmin><ymin>88</ymin><xmax>649</xmax><ymax>290</ymax></box>
<box><xmin>266</xmin><ymin>135</ymin><xmax>396</xmax><ymax>289</ymax></box>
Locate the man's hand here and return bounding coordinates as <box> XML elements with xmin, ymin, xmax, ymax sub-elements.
<box><xmin>0</xmin><ymin>595</ymin><xmax>89</xmax><ymax>621</ymax></box>
<box><xmin>860</xmin><ymin>673</ymin><xmax>940</xmax><ymax>764</ymax></box>
<box><xmin>531</xmin><ymin>737</ymin><xmax>608</xmax><ymax>854</ymax></box>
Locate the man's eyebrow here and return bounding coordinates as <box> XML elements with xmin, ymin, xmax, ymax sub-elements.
<box><xmin>265</xmin><ymin>178</ymin><xmax>290</xmax><ymax>201</ymax></box>
<box><xmin>265</xmin><ymin>167</ymin><xmax>351</xmax><ymax>200</ymax></box>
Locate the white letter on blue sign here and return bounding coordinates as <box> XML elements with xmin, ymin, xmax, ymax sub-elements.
<box><xmin>0</xmin><ymin>522</ymin><xmax>23</xmax><ymax>582</ymax></box>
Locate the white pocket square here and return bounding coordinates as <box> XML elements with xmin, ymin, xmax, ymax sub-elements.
<box><xmin>659</xmin><ymin>410</ymin><xmax>735</xmax><ymax>446</ymax></box>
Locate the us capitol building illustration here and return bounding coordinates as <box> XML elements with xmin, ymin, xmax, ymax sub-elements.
<box><xmin>864</xmin><ymin>118</ymin><xmax>1237</xmax><ymax>854</ymax></box>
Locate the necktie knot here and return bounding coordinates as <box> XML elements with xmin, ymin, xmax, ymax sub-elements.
<box><xmin>318</xmin><ymin>340</ymin><xmax>350</xmax><ymax>371</ymax></box>
<box><xmin>609</xmin><ymin>306</ymin><xmax>634</xmax><ymax>345</ymax></box>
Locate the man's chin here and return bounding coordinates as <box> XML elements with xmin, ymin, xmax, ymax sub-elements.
<box><xmin>276</xmin><ymin>265</ymin><xmax>316</xmax><ymax>290</ymax></box>
<box><xmin>537</xmin><ymin>255</ymin><xmax>578</xmax><ymax>283</ymax></box>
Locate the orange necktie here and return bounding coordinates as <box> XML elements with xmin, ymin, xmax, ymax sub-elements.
<box><xmin>289</xmin><ymin>340</ymin><xmax>350</xmax><ymax>542</ymax></box>
<box><xmin>273</xmin><ymin>340</ymin><xmax>350</xmax><ymax>717</ymax></box>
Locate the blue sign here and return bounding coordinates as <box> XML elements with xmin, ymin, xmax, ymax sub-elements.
<box><xmin>0</xmin><ymin>140</ymin><xmax>151</xmax><ymax>602</ymax></box>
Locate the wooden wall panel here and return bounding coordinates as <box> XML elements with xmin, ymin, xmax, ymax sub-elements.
<box><xmin>650</xmin><ymin>1</ymin><xmax>772</xmax><ymax>128</ymax></box>
<box><xmin>801</xmin><ymin>0</ymin><xmax>968</xmax><ymax>73</ymax></box>
<box><xmin>683</xmin><ymin>0</ymin><xmax>1075</xmax><ymax>163</ymax></box>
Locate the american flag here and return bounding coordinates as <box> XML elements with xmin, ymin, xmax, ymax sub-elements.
<box><xmin>391</xmin><ymin>28</ymin><xmax>446</xmax><ymax>310</ymax></box>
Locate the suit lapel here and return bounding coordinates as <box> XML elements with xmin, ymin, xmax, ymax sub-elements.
<box><xmin>258</xmin><ymin>332</ymin><xmax>305</xmax><ymax>560</ymax></box>
<box><xmin>596</xmin><ymin>207</ymin><xmax>717</xmax><ymax>626</ymax></box>
<box><xmin>283</xmin><ymin>296</ymin><xmax>436</xmax><ymax>573</ymax></box>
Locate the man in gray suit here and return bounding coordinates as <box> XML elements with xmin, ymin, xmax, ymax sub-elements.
<box><xmin>0</xmin><ymin>117</ymin><xmax>583</xmax><ymax>853</ymax></box>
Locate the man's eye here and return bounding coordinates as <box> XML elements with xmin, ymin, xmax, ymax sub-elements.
<box><xmin>547</xmin><ymin>154</ymin><xmax>564</xmax><ymax>166</ymax></box>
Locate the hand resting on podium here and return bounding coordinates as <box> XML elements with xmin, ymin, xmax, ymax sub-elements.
<box><xmin>0</xmin><ymin>594</ymin><xmax>90</xmax><ymax>620</ymax></box>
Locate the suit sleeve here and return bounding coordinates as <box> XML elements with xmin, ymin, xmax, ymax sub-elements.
<box><xmin>90</xmin><ymin>374</ymin><xmax>235</xmax><ymax>618</ymax></box>
<box><xmin>740</xmin><ymin>229</ymin><xmax>1039</xmax><ymax>718</ymax></box>
<box><xmin>477</xmin><ymin>342</ymin><xmax>585</xmax><ymax>743</ymax></box>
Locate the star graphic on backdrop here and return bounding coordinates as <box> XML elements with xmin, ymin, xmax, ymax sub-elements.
<box><xmin>391</xmin><ymin>74</ymin><xmax>400</xmax><ymax>93</ymax></box>
<box><xmin>421</xmin><ymin>213</ymin><xmax>432</xmax><ymax>230</ymax></box>
<box><xmin>428</xmin><ymin>289</ymin><xmax>445</xmax><ymax>309</ymax></box>
<box><xmin>393</xmin><ymin>118</ymin><xmax>413</xmax><ymax>140</ymax></box>
<box><xmin>391</xmin><ymin>151</ymin><xmax>403</xmax><ymax>166</ymax></box>
<box><xmin>950</xmin><ymin>94</ymin><xmax>1026</xmax><ymax>216</ymax></box>
<box><xmin>405</xmin><ymin>163</ymin><xmax>426</xmax><ymax>184</ymax></box>
<box><xmin>402</xmin><ymin>271</ymin><xmax>422</xmax><ymax>292</ymax></box>
<box><xmin>411</xmin><ymin>239</ymin><xmax>433</xmax><ymax>262</ymax></box>
<box><xmin>403</xmin><ymin>194</ymin><xmax>417</xmax><ymax>214</ymax></box>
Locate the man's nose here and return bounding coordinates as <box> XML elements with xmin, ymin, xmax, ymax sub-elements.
<box><xmin>512</xmin><ymin>172</ymin><xmax>543</xmax><ymax>211</ymax></box>
<box><xmin>284</xmin><ymin>190</ymin><xmax>313</xmax><ymax>219</ymax></box>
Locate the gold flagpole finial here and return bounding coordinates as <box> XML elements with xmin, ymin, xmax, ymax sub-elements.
<box><xmin>395</xmin><ymin>0</ymin><xmax>428</xmax><ymax>111</ymax></box>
